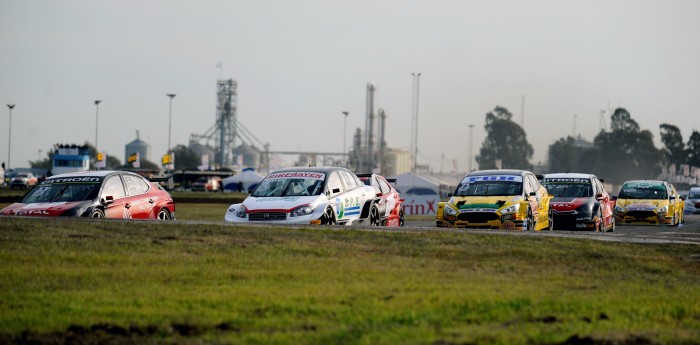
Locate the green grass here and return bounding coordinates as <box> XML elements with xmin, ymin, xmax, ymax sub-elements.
<box><xmin>0</xmin><ymin>218</ymin><xmax>699</xmax><ymax>344</ymax></box>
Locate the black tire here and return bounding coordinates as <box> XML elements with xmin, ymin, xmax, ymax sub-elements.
<box><xmin>548</xmin><ymin>209</ymin><xmax>554</xmax><ymax>231</ymax></box>
<box><xmin>526</xmin><ymin>210</ymin><xmax>535</xmax><ymax>231</ymax></box>
<box><xmin>320</xmin><ymin>207</ymin><xmax>336</xmax><ymax>225</ymax></box>
<box><xmin>399</xmin><ymin>209</ymin><xmax>405</xmax><ymax>227</ymax></box>
<box><xmin>369</xmin><ymin>205</ymin><xmax>381</xmax><ymax>226</ymax></box>
<box><xmin>90</xmin><ymin>208</ymin><xmax>105</xmax><ymax>218</ymax></box>
<box><xmin>157</xmin><ymin>208</ymin><xmax>171</xmax><ymax>220</ymax></box>
<box><xmin>594</xmin><ymin>208</ymin><xmax>602</xmax><ymax>232</ymax></box>
<box><xmin>609</xmin><ymin>216</ymin><xmax>616</xmax><ymax>233</ymax></box>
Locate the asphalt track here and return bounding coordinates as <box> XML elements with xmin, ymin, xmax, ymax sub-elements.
<box><xmin>179</xmin><ymin>214</ymin><xmax>700</xmax><ymax>245</ymax></box>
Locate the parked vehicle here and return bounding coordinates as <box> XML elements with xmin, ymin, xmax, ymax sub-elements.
<box><xmin>9</xmin><ymin>172</ymin><xmax>38</xmax><ymax>189</ymax></box>
<box><xmin>191</xmin><ymin>176</ymin><xmax>222</xmax><ymax>192</ymax></box>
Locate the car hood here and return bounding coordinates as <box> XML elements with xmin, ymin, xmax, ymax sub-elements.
<box><xmin>616</xmin><ymin>198</ymin><xmax>668</xmax><ymax>211</ymax></box>
<box><xmin>550</xmin><ymin>197</ymin><xmax>592</xmax><ymax>210</ymax></box>
<box><xmin>0</xmin><ymin>201</ymin><xmax>86</xmax><ymax>216</ymax></box>
<box><xmin>447</xmin><ymin>195</ymin><xmax>522</xmax><ymax>211</ymax></box>
<box><xmin>242</xmin><ymin>195</ymin><xmax>326</xmax><ymax>212</ymax></box>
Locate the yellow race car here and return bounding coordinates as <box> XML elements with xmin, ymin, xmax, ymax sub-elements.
<box><xmin>614</xmin><ymin>180</ymin><xmax>684</xmax><ymax>226</ymax></box>
<box><xmin>436</xmin><ymin>169</ymin><xmax>553</xmax><ymax>230</ymax></box>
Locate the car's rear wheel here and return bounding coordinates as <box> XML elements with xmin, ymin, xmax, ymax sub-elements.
<box><xmin>321</xmin><ymin>207</ymin><xmax>336</xmax><ymax>225</ymax></box>
<box><xmin>594</xmin><ymin>209</ymin><xmax>602</xmax><ymax>232</ymax></box>
<box><xmin>526</xmin><ymin>209</ymin><xmax>534</xmax><ymax>230</ymax></box>
<box><xmin>608</xmin><ymin>216</ymin><xmax>616</xmax><ymax>233</ymax></box>
<box><xmin>157</xmin><ymin>208</ymin><xmax>171</xmax><ymax>220</ymax></box>
<box><xmin>547</xmin><ymin>209</ymin><xmax>554</xmax><ymax>231</ymax></box>
<box><xmin>369</xmin><ymin>205</ymin><xmax>381</xmax><ymax>226</ymax></box>
<box><xmin>90</xmin><ymin>208</ymin><xmax>105</xmax><ymax>218</ymax></box>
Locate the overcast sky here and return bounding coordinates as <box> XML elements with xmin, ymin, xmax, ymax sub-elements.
<box><xmin>1</xmin><ymin>0</ymin><xmax>699</xmax><ymax>173</ymax></box>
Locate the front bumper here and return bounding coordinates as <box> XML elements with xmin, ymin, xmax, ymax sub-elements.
<box><xmin>614</xmin><ymin>211</ymin><xmax>671</xmax><ymax>225</ymax></box>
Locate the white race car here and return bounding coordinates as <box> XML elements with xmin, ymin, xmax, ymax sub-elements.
<box><xmin>224</xmin><ymin>167</ymin><xmax>380</xmax><ymax>225</ymax></box>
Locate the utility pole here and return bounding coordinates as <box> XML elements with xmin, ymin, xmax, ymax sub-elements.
<box><xmin>6</xmin><ymin>104</ymin><xmax>15</xmax><ymax>170</ymax></box>
<box><xmin>94</xmin><ymin>100</ymin><xmax>101</xmax><ymax>150</ymax></box>
<box><xmin>411</xmin><ymin>72</ymin><xmax>421</xmax><ymax>173</ymax></box>
<box><xmin>468</xmin><ymin>124</ymin><xmax>474</xmax><ymax>172</ymax></box>
<box><xmin>167</xmin><ymin>94</ymin><xmax>176</xmax><ymax>152</ymax></box>
<box><xmin>342</xmin><ymin>111</ymin><xmax>348</xmax><ymax>167</ymax></box>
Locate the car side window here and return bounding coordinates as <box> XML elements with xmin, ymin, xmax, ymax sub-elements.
<box><xmin>102</xmin><ymin>175</ymin><xmax>126</xmax><ymax>199</ymax></box>
<box><xmin>123</xmin><ymin>175</ymin><xmax>150</xmax><ymax>196</ymax></box>
<box><xmin>377</xmin><ymin>177</ymin><xmax>391</xmax><ymax>195</ymax></box>
<box><xmin>327</xmin><ymin>172</ymin><xmax>344</xmax><ymax>197</ymax></box>
<box><xmin>524</xmin><ymin>174</ymin><xmax>538</xmax><ymax>195</ymax></box>
<box><xmin>340</xmin><ymin>171</ymin><xmax>357</xmax><ymax>189</ymax></box>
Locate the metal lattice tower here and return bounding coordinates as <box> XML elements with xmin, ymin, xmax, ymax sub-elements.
<box><xmin>215</xmin><ymin>79</ymin><xmax>237</xmax><ymax>166</ymax></box>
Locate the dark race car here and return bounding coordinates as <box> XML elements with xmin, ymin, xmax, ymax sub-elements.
<box><xmin>543</xmin><ymin>173</ymin><xmax>615</xmax><ymax>232</ymax></box>
<box><xmin>357</xmin><ymin>173</ymin><xmax>405</xmax><ymax>226</ymax></box>
<box><xmin>0</xmin><ymin>171</ymin><xmax>175</xmax><ymax>219</ymax></box>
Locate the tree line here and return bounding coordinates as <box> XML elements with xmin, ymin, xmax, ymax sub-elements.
<box><xmin>476</xmin><ymin>106</ymin><xmax>700</xmax><ymax>184</ymax></box>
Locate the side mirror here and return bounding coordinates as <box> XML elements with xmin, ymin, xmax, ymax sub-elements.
<box><xmin>102</xmin><ymin>195</ymin><xmax>114</xmax><ymax>205</ymax></box>
<box><xmin>376</xmin><ymin>192</ymin><xmax>383</xmax><ymax>197</ymax></box>
<box><xmin>529</xmin><ymin>191</ymin><xmax>537</xmax><ymax>197</ymax></box>
<box><xmin>332</xmin><ymin>188</ymin><xmax>341</xmax><ymax>194</ymax></box>
<box><xmin>611</xmin><ymin>196</ymin><xmax>618</xmax><ymax>201</ymax></box>
<box><xmin>596</xmin><ymin>193</ymin><xmax>604</xmax><ymax>201</ymax></box>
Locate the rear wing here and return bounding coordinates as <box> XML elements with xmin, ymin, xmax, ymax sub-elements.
<box><xmin>148</xmin><ymin>175</ymin><xmax>174</xmax><ymax>190</ymax></box>
<box><xmin>355</xmin><ymin>173</ymin><xmax>397</xmax><ymax>185</ymax></box>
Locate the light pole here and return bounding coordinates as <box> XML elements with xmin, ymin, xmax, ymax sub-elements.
<box><xmin>167</xmin><ymin>94</ymin><xmax>176</xmax><ymax>152</ymax></box>
<box><xmin>468</xmin><ymin>124</ymin><xmax>474</xmax><ymax>172</ymax></box>
<box><xmin>342</xmin><ymin>111</ymin><xmax>348</xmax><ymax>167</ymax></box>
<box><xmin>6</xmin><ymin>104</ymin><xmax>15</xmax><ymax>170</ymax></box>
<box><xmin>411</xmin><ymin>72</ymin><xmax>421</xmax><ymax>173</ymax></box>
<box><xmin>94</xmin><ymin>100</ymin><xmax>101</xmax><ymax>150</ymax></box>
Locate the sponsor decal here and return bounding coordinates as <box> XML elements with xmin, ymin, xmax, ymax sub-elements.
<box><xmin>627</xmin><ymin>204</ymin><xmax>656</xmax><ymax>211</ymax></box>
<box><xmin>461</xmin><ymin>175</ymin><xmax>522</xmax><ymax>183</ymax></box>
<box><xmin>503</xmin><ymin>220</ymin><xmax>516</xmax><ymax>230</ymax></box>
<box><xmin>255</xmin><ymin>197</ymin><xmax>301</xmax><ymax>202</ymax></box>
<box><xmin>460</xmin><ymin>208</ymin><xmax>498</xmax><ymax>213</ymax></box>
<box><xmin>545</xmin><ymin>178</ymin><xmax>588</xmax><ymax>183</ymax></box>
<box><xmin>43</xmin><ymin>177</ymin><xmax>101</xmax><ymax>184</ymax></box>
<box><xmin>267</xmin><ymin>172</ymin><xmax>325</xmax><ymax>180</ymax></box>
<box><xmin>15</xmin><ymin>209</ymin><xmax>51</xmax><ymax>216</ymax></box>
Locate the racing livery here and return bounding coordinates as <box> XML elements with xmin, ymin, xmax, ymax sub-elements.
<box><xmin>357</xmin><ymin>173</ymin><xmax>404</xmax><ymax>226</ymax></box>
<box><xmin>225</xmin><ymin>167</ymin><xmax>380</xmax><ymax>225</ymax></box>
<box><xmin>614</xmin><ymin>180</ymin><xmax>684</xmax><ymax>226</ymax></box>
<box><xmin>436</xmin><ymin>169</ymin><xmax>553</xmax><ymax>230</ymax></box>
<box><xmin>1</xmin><ymin>171</ymin><xmax>175</xmax><ymax>219</ymax></box>
<box><xmin>543</xmin><ymin>173</ymin><xmax>615</xmax><ymax>232</ymax></box>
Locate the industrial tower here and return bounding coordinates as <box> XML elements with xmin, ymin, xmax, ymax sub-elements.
<box><xmin>215</xmin><ymin>79</ymin><xmax>237</xmax><ymax>167</ymax></box>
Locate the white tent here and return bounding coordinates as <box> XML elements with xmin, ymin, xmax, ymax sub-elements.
<box><xmin>222</xmin><ymin>168</ymin><xmax>265</xmax><ymax>192</ymax></box>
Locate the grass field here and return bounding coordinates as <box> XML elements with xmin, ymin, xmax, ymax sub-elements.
<box><xmin>1</xmin><ymin>217</ymin><xmax>699</xmax><ymax>345</ymax></box>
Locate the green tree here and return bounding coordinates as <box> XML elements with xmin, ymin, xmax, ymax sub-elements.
<box><xmin>547</xmin><ymin>136</ymin><xmax>575</xmax><ymax>172</ymax></box>
<box><xmin>593</xmin><ymin>108</ymin><xmax>662</xmax><ymax>183</ymax></box>
<box><xmin>687</xmin><ymin>130</ymin><xmax>700</xmax><ymax>167</ymax></box>
<box><xmin>171</xmin><ymin>144</ymin><xmax>202</xmax><ymax>170</ymax></box>
<box><xmin>475</xmin><ymin>106</ymin><xmax>533</xmax><ymax>170</ymax></box>
<box><xmin>659</xmin><ymin>123</ymin><xmax>686</xmax><ymax>170</ymax></box>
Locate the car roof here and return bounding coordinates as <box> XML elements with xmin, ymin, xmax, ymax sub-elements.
<box><xmin>467</xmin><ymin>169</ymin><xmax>528</xmax><ymax>177</ymax></box>
<box><xmin>623</xmin><ymin>180</ymin><xmax>666</xmax><ymax>185</ymax></box>
<box><xmin>46</xmin><ymin>170</ymin><xmax>134</xmax><ymax>180</ymax></box>
<box><xmin>544</xmin><ymin>173</ymin><xmax>594</xmax><ymax>179</ymax></box>
<box><xmin>270</xmin><ymin>166</ymin><xmax>350</xmax><ymax>175</ymax></box>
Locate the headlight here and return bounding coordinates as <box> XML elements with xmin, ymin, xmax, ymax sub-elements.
<box><xmin>656</xmin><ymin>205</ymin><xmax>668</xmax><ymax>213</ymax></box>
<box><xmin>233</xmin><ymin>206</ymin><xmax>247</xmax><ymax>218</ymax></box>
<box><xmin>615</xmin><ymin>205</ymin><xmax>625</xmax><ymax>213</ymax></box>
<box><xmin>500</xmin><ymin>204</ymin><xmax>519</xmax><ymax>214</ymax></box>
<box><xmin>291</xmin><ymin>205</ymin><xmax>313</xmax><ymax>217</ymax></box>
<box><xmin>443</xmin><ymin>205</ymin><xmax>457</xmax><ymax>216</ymax></box>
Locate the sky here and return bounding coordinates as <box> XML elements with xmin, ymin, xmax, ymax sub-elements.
<box><xmin>1</xmin><ymin>0</ymin><xmax>699</xmax><ymax>173</ymax></box>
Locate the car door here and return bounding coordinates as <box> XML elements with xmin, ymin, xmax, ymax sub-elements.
<box><xmin>100</xmin><ymin>175</ymin><xmax>129</xmax><ymax>218</ymax></box>
<box><xmin>122</xmin><ymin>174</ymin><xmax>156</xmax><ymax>219</ymax></box>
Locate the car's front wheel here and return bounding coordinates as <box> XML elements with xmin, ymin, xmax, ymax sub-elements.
<box><xmin>321</xmin><ymin>207</ymin><xmax>336</xmax><ymax>225</ymax></box>
<box><xmin>547</xmin><ymin>209</ymin><xmax>554</xmax><ymax>231</ymax></box>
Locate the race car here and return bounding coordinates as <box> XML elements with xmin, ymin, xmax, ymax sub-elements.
<box><xmin>685</xmin><ymin>187</ymin><xmax>700</xmax><ymax>214</ymax></box>
<box><xmin>357</xmin><ymin>173</ymin><xmax>404</xmax><ymax>226</ymax></box>
<box><xmin>225</xmin><ymin>166</ymin><xmax>380</xmax><ymax>225</ymax></box>
<box><xmin>436</xmin><ymin>169</ymin><xmax>553</xmax><ymax>230</ymax></box>
<box><xmin>614</xmin><ymin>180</ymin><xmax>683</xmax><ymax>226</ymax></box>
<box><xmin>9</xmin><ymin>172</ymin><xmax>38</xmax><ymax>189</ymax></box>
<box><xmin>0</xmin><ymin>171</ymin><xmax>175</xmax><ymax>219</ymax></box>
<box><xmin>543</xmin><ymin>173</ymin><xmax>615</xmax><ymax>232</ymax></box>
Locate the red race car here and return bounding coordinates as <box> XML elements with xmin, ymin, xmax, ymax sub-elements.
<box><xmin>1</xmin><ymin>171</ymin><xmax>175</xmax><ymax>220</ymax></box>
<box><xmin>357</xmin><ymin>173</ymin><xmax>404</xmax><ymax>226</ymax></box>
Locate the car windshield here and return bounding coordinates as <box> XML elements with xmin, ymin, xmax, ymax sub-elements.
<box><xmin>251</xmin><ymin>172</ymin><xmax>325</xmax><ymax>197</ymax></box>
<box><xmin>454</xmin><ymin>181</ymin><xmax>522</xmax><ymax>196</ymax></box>
<box><xmin>20</xmin><ymin>182</ymin><xmax>101</xmax><ymax>203</ymax></box>
<box><xmin>544</xmin><ymin>181</ymin><xmax>592</xmax><ymax>198</ymax></box>
<box><xmin>689</xmin><ymin>192</ymin><xmax>700</xmax><ymax>199</ymax></box>
<box><xmin>618</xmin><ymin>185</ymin><xmax>667</xmax><ymax>200</ymax></box>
